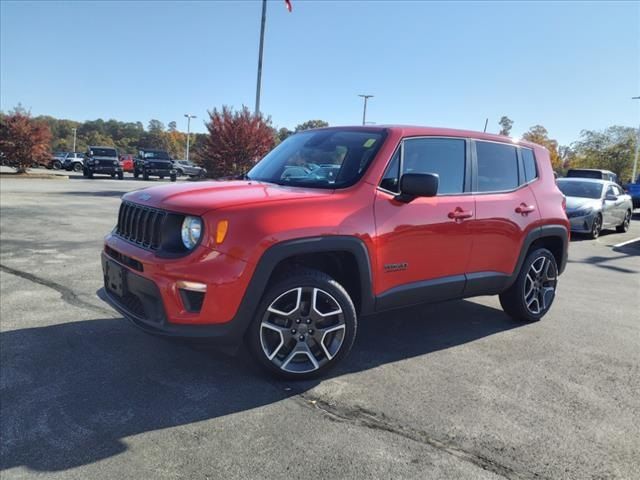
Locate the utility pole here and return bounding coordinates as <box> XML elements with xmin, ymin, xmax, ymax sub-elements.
<box><xmin>255</xmin><ymin>0</ymin><xmax>267</xmax><ymax>115</ymax></box>
<box><xmin>358</xmin><ymin>94</ymin><xmax>374</xmax><ymax>126</ymax></box>
<box><xmin>184</xmin><ymin>114</ymin><xmax>197</xmax><ymax>162</ymax></box>
<box><xmin>72</xmin><ymin>128</ymin><xmax>77</xmax><ymax>152</ymax></box>
<box><xmin>632</xmin><ymin>96</ymin><xmax>640</xmax><ymax>182</ymax></box>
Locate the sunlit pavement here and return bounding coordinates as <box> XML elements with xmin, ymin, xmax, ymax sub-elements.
<box><xmin>1</xmin><ymin>176</ymin><xmax>638</xmax><ymax>480</ymax></box>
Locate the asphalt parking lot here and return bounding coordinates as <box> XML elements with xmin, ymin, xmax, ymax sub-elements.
<box><xmin>1</xmin><ymin>174</ymin><xmax>639</xmax><ymax>480</ymax></box>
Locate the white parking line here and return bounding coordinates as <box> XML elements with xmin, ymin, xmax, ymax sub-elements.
<box><xmin>613</xmin><ymin>237</ymin><xmax>640</xmax><ymax>248</ymax></box>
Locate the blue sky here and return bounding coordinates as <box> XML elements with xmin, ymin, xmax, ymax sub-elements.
<box><xmin>1</xmin><ymin>0</ymin><xmax>638</xmax><ymax>145</ymax></box>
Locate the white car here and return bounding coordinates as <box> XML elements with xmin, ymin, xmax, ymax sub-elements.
<box><xmin>557</xmin><ymin>178</ymin><xmax>633</xmax><ymax>238</ymax></box>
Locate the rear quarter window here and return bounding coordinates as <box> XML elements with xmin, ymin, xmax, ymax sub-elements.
<box><xmin>521</xmin><ymin>148</ymin><xmax>538</xmax><ymax>183</ymax></box>
<box><xmin>475</xmin><ymin>141</ymin><xmax>519</xmax><ymax>192</ymax></box>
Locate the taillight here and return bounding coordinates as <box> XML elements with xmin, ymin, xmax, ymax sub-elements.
<box><xmin>562</xmin><ymin>195</ymin><xmax>567</xmax><ymax>211</ymax></box>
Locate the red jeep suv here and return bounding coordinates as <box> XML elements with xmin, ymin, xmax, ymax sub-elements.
<box><xmin>102</xmin><ymin>126</ymin><xmax>569</xmax><ymax>379</ymax></box>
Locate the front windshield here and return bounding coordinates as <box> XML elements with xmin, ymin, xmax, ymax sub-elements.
<box><xmin>143</xmin><ymin>151</ymin><xmax>171</xmax><ymax>160</ymax></box>
<box><xmin>90</xmin><ymin>148</ymin><xmax>117</xmax><ymax>157</ymax></box>
<box><xmin>247</xmin><ymin>129</ymin><xmax>386</xmax><ymax>188</ymax></box>
<box><xmin>557</xmin><ymin>180</ymin><xmax>603</xmax><ymax>199</ymax></box>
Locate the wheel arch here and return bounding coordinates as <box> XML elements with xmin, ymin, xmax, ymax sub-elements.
<box><xmin>236</xmin><ymin>236</ymin><xmax>375</xmax><ymax>332</ymax></box>
<box><xmin>506</xmin><ymin>225</ymin><xmax>569</xmax><ymax>289</ymax></box>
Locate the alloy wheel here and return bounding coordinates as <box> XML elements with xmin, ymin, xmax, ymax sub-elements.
<box><xmin>591</xmin><ymin>215</ymin><xmax>601</xmax><ymax>238</ymax></box>
<box><xmin>260</xmin><ymin>287</ymin><xmax>346</xmax><ymax>374</ymax></box>
<box><xmin>622</xmin><ymin>211</ymin><xmax>630</xmax><ymax>231</ymax></box>
<box><xmin>523</xmin><ymin>256</ymin><xmax>557</xmax><ymax>315</ymax></box>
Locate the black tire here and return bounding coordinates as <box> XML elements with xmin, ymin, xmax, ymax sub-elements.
<box><xmin>83</xmin><ymin>168</ymin><xmax>88</xmax><ymax>178</ymax></box>
<box><xmin>73</xmin><ymin>162</ymin><xmax>83</xmax><ymax>173</ymax></box>
<box><xmin>143</xmin><ymin>171</ymin><xmax>149</xmax><ymax>181</ymax></box>
<box><xmin>589</xmin><ymin>214</ymin><xmax>602</xmax><ymax>239</ymax></box>
<box><xmin>176</xmin><ymin>169</ymin><xmax>184</xmax><ymax>177</ymax></box>
<box><xmin>117</xmin><ymin>172</ymin><xmax>124</xmax><ymax>180</ymax></box>
<box><xmin>499</xmin><ymin>248</ymin><xmax>558</xmax><ymax>323</ymax></box>
<box><xmin>159</xmin><ymin>175</ymin><xmax>164</xmax><ymax>179</ymax></box>
<box><xmin>87</xmin><ymin>170</ymin><xmax>94</xmax><ymax>179</ymax></box>
<box><xmin>134</xmin><ymin>170</ymin><xmax>139</xmax><ymax>179</ymax></box>
<box><xmin>616</xmin><ymin>210</ymin><xmax>631</xmax><ymax>233</ymax></box>
<box><xmin>170</xmin><ymin>174</ymin><xmax>176</xmax><ymax>182</ymax></box>
<box><xmin>110</xmin><ymin>173</ymin><xmax>115</xmax><ymax>178</ymax></box>
<box><xmin>246</xmin><ymin>269</ymin><xmax>357</xmax><ymax>380</ymax></box>
<box><xmin>52</xmin><ymin>160</ymin><xmax>62</xmax><ymax>170</ymax></box>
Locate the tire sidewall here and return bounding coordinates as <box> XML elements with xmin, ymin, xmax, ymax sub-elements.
<box><xmin>511</xmin><ymin>248</ymin><xmax>558</xmax><ymax>322</ymax></box>
<box><xmin>246</xmin><ymin>271</ymin><xmax>357</xmax><ymax>380</ymax></box>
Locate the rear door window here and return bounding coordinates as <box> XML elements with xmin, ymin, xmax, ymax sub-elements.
<box><xmin>475</xmin><ymin>141</ymin><xmax>519</xmax><ymax>192</ymax></box>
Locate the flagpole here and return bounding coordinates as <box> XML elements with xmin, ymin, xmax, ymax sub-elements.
<box><xmin>255</xmin><ymin>0</ymin><xmax>267</xmax><ymax>115</ymax></box>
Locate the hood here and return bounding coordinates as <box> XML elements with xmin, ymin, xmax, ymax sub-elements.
<box><xmin>122</xmin><ymin>180</ymin><xmax>333</xmax><ymax>215</ymax></box>
<box><xmin>565</xmin><ymin>196</ymin><xmax>601</xmax><ymax>211</ymax></box>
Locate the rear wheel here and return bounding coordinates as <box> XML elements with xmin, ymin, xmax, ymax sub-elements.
<box><xmin>616</xmin><ymin>210</ymin><xmax>631</xmax><ymax>233</ymax></box>
<box><xmin>170</xmin><ymin>174</ymin><xmax>176</xmax><ymax>182</ymax></box>
<box><xmin>499</xmin><ymin>248</ymin><xmax>558</xmax><ymax>323</ymax></box>
<box><xmin>247</xmin><ymin>269</ymin><xmax>357</xmax><ymax>380</ymax></box>
<box><xmin>134</xmin><ymin>170</ymin><xmax>139</xmax><ymax>179</ymax></box>
<box><xmin>52</xmin><ymin>160</ymin><xmax>62</xmax><ymax>170</ymax></box>
<box><xmin>143</xmin><ymin>171</ymin><xmax>149</xmax><ymax>181</ymax></box>
<box><xmin>589</xmin><ymin>214</ymin><xmax>602</xmax><ymax>239</ymax></box>
<box><xmin>73</xmin><ymin>162</ymin><xmax>83</xmax><ymax>172</ymax></box>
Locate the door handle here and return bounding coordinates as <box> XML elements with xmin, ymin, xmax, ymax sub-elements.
<box><xmin>515</xmin><ymin>203</ymin><xmax>536</xmax><ymax>215</ymax></box>
<box><xmin>448</xmin><ymin>208</ymin><xmax>473</xmax><ymax>221</ymax></box>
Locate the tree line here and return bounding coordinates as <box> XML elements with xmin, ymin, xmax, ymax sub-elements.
<box><xmin>0</xmin><ymin>105</ymin><xmax>636</xmax><ymax>182</ymax></box>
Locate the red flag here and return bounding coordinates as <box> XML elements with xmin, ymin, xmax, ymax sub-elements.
<box><xmin>284</xmin><ymin>0</ymin><xmax>292</xmax><ymax>12</ymax></box>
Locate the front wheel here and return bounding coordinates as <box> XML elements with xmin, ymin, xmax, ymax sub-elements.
<box><xmin>616</xmin><ymin>210</ymin><xmax>631</xmax><ymax>233</ymax></box>
<box><xmin>133</xmin><ymin>170</ymin><xmax>139</xmax><ymax>179</ymax></box>
<box><xmin>52</xmin><ymin>160</ymin><xmax>62</xmax><ymax>170</ymax></box>
<box><xmin>589</xmin><ymin>214</ymin><xmax>602</xmax><ymax>239</ymax></box>
<box><xmin>170</xmin><ymin>174</ymin><xmax>176</xmax><ymax>182</ymax></box>
<box><xmin>247</xmin><ymin>269</ymin><xmax>357</xmax><ymax>380</ymax></box>
<box><xmin>143</xmin><ymin>171</ymin><xmax>149</xmax><ymax>181</ymax></box>
<box><xmin>73</xmin><ymin>163</ymin><xmax>83</xmax><ymax>172</ymax></box>
<box><xmin>117</xmin><ymin>172</ymin><xmax>124</xmax><ymax>180</ymax></box>
<box><xmin>499</xmin><ymin>248</ymin><xmax>558</xmax><ymax>323</ymax></box>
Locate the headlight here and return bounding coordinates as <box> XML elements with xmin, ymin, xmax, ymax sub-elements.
<box><xmin>181</xmin><ymin>216</ymin><xmax>202</xmax><ymax>250</ymax></box>
<box><xmin>113</xmin><ymin>160</ymin><xmax>119</xmax><ymax>166</ymax></box>
<box><xmin>87</xmin><ymin>159</ymin><xmax>95</xmax><ymax>165</ymax></box>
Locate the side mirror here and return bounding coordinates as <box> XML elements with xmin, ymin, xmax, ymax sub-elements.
<box><xmin>605</xmin><ymin>194</ymin><xmax>618</xmax><ymax>201</ymax></box>
<box><xmin>395</xmin><ymin>173</ymin><xmax>439</xmax><ymax>203</ymax></box>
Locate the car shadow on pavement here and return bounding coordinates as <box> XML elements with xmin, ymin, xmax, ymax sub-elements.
<box><xmin>0</xmin><ymin>299</ymin><xmax>520</xmax><ymax>472</ymax></box>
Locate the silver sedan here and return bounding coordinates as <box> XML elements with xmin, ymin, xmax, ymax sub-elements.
<box><xmin>557</xmin><ymin>178</ymin><xmax>633</xmax><ymax>239</ymax></box>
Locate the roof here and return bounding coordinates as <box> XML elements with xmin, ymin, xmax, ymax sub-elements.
<box><xmin>311</xmin><ymin>125</ymin><xmax>540</xmax><ymax>149</ymax></box>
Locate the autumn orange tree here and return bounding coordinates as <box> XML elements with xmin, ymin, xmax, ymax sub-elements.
<box><xmin>201</xmin><ymin>106</ymin><xmax>275</xmax><ymax>178</ymax></box>
<box><xmin>0</xmin><ymin>107</ymin><xmax>52</xmax><ymax>173</ymax></box>
<box><xmin>521</xmin><ymin>125</ymin><xmax>561</xmax><ymax>171</ymax></box>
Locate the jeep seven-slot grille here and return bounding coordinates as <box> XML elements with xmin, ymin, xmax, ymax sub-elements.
<box><xmin>116</xmin><ymin>202</ymin><xmax>165</xmax><ymax>250</ymax></box>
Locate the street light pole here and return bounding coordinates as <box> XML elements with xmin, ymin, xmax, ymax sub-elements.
<box><xmin>184</xmin><ymin>114</ymin><xmax>197</xmax><ymax>162</ymax></box>
<box><xmin>255</xmin><ymin>0</ymin><xmax>267</xmax><ymax>115</ymax></box>
<box><xmin>632</xmin><ymin>96</ymin><xmax>640</xmax><ymax>182</ymax></box>
<box><xmin>72</xmin><ymin>128</ymin><xmax>77</xmax><ymax>152</ymax></box>
<box><xmin>358</xmin><ymin>94</ymin><xmax>374</xmax><ymax>126</ymax></box>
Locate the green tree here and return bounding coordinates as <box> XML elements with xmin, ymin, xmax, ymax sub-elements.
<box><xmin>0</xmin><ymin>107</ymin><xmax>52</xmax><ymax>173</ymax></box>
<box><xmin>498</xmin><ymin>116</ymin><xmax>513</xmax><ymax>136</ymax></box>
<box><xmin>294</xmin><ymin>120</ymin><xmax>329</xmax><ymax>132</ymax></box>
<box><xmin>168</xmin><ymin>121</ymin><xmax>177</xmax><ymax>132</ymax></box>
<box><xmin>521</xmin><ymin>125</ymin><xmax>561</xmax><ymax>171</ymax></box>
<box><xmin>570</xmin><ymin>126</ymin><xmax>636</xmax><ymax>182</ymax></box>
<box><xmin>148</xmin><ymin>119</ymin><xmax>165</xmax><ymax>132</ymax></box>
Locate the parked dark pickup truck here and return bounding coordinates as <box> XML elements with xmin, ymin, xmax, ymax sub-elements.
<box><xmin>134</xmin><ymin>149</ymin><xmax>177</xmax><ymax>181</ymax></box>
<box><xmin>83</xmin><ymin>146</ymin><xmax>123</xmax><ymax>179</ymax></box>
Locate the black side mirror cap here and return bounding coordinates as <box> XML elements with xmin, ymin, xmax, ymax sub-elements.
<box><xmin>394</xmin><ymin>173</ymin><xmax>439</xmax><ymax>203</ymax></box>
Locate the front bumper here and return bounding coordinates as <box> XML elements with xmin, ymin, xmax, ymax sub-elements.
<box><xmin>101</xmin><ymin>234</ymin><xmax>255</xmax><ymax>343</ymax></box>
<box><xmin>568</xmin><ymin>213</ymin><xmax>596</xmax><ymax>233</ymax></box>
<box><xmin>144</xmin><ymin>169</ymin><xmax>175</xmax><ymax>175</ymax></box>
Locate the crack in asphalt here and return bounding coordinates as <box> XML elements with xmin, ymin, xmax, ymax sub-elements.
<box><xmin>0</xmin><ymin>263</ymin><xmax>113</xmax><ymax>315</ymax></box>
<box><xmin>290</xmin><ymin>391</ymin><xmax>544</xmax><ymax>480</ymax></box>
